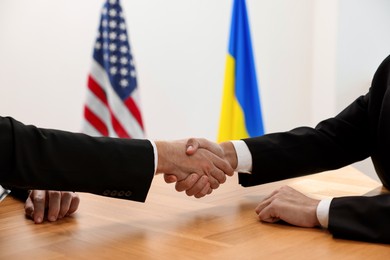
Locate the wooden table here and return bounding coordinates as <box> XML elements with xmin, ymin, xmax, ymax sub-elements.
<box><xmin>0</xmin><ymin>166</ymin><xmax>389</xmax><ymax>259</ymax></box>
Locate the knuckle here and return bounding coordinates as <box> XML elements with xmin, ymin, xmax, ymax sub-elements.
<box><xmin>33</xmin><ymin>195</ymin><xmax>45</xmax><ymax>204</ymax></box>
<box><xmin>273</xmin><ymin>194</ymin><xmax>282</xmax><ymax>201</ymax></box>
<box><xmin>73</xmin><ymin>195</ymin><xmax>81</xmax><ymax>204</ymax></box>
<box><xmin>225</xmin><ymin>169</ymin><xmax>234</xmax><ymax>177</ymax></box>
<box><xmin>270</xmin><ymin>199</ymin><xmax>281</xmax><ymax>208</ymax></box>
<box><xmin>280</xmin><ymin>185</ymin><xmax>290</xmax><ymax>191</ymax></box>
<box><xmin>177</xmin><ymin>178</ymin><xmax>193</xmax><ymax>192</ymax></box>
<box><xmin>219</xmin><ymin>173</ymin><xmax>227</xmax><ymax>183</ymax></box>
<box><xmin>275</xmin><ymin>187</ymin><xmax>285</xmax><ymax>194</ymax></box>
<box><xmin>175</xmin><ymin>183</ymin><xmax>185</xmax><ymax>192</ymax></box>
<box><xmin>194</xmin><ymin>193</ymin><xmax>203</xmax><ymax>199</ymax></box>
<box><xmin>210</xmin><ymin>181</ymin><xmax>219</xmax><ymax>189</ymax></box>
<box><xmin>199</xmin><ymin>188</ymin><xmax>209</xmax><ymax>198</ymax></box>
<box><xmin>61</xmin><ymin>192</ymin><xmax>72</xmax><ymax>199</ymax></box>
<box><xmin>202</xmin><ymin>162</ymin><xmax>212</xmax><ymax>173</ymax></box>
<box><xmin>49</xmin><ymin>191</ymin><xmax>61</xmax><ymax>199</ymax></box>
<box><xmin>24</xmin><ymin>205</ymin><xmax>33</xmax><ymax>213</ymax></box>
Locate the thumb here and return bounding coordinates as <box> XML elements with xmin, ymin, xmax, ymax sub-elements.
<box><xmin>185</xmin><ymin>138</ymin><xmax>200</xmax><ymax>155</ymax></box>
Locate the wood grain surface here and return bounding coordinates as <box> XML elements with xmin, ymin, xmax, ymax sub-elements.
<box><xmin>0</xmin><ymin>166</ymin><xmax>389</xmax><ymax>259</ymax></box>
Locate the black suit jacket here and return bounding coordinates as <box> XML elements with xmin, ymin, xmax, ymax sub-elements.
<box><xmin>238</xmin><ymin>55</ymin><xmax>390</xmax><ymax>243</ymax></box>
<box><xmin>0</xmin><ymin>117</ymin><xmax>155</xmax><ymax>202</ymax></box>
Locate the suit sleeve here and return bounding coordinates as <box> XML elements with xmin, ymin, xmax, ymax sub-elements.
<box><xmin>236</xmin><ymin>54</ymin><xmax>390</xmax><ymax>243</ymax></box>
<box><xmin>237</xmin><ymin>97</ymin><xmax>390</xmax><ymax>243</ymax></box>
<box><xmin>329</xmin><ymin>194</ymin><xmax>390</xmax><ymax>243</ymax></box>
<box><xmin>238</xmin><ymin>93</ymin><xmax>371</xmax><ymax>186</ymax></box>
<box><xmin>0</xmin><ymin>116</ymin><xmax>155</xmax><ymax>202</ymax></box>
<box><xmin>9</xmin><ymin>187</ymin><xmax>29</xmax><ymax>201</ymax></box>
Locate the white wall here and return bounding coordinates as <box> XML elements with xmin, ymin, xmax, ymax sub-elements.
<box><xmin>310</xmin><ymin>0</ymin><xmax>338</xmax><ymax>124</ymax></box>
<box><xmin>0</xmin><ymin>0</ymin><xmax>314</xmax><ymax>140</ymax></box>
<box><xmin>0</xmin><ymin>1</ymin><xmax>100</xmax><ymax>131</ymax></box>
<box><xmin>0</xmin><ymin>0</ymin><xmax>389</xmax><ymax>180</ymax></box>
<box><xmin>336</xmin><ymin>0</ymin><xmax>390</xmax><ymax>110</ymax></box>
<box><xmin>335</xmin><ymin>0</ymin><xmax>390</xmax><ymax>181</ymax></box>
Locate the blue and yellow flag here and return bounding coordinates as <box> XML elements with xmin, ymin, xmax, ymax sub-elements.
<box><xmin>218</xmin><ymin>0</ymin><xmax>264</xmax><ymax>142</ymax></box>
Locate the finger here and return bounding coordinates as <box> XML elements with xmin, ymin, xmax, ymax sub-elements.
<box><xmin>24</xmin><ymin>192</ymin><xmax>34</xmax><ymax>219</ymax></box>
<box><xmin>255</xmin><ymin>191</ymin><xmax>278</xmax><ymax>214</ymax></box>
<box><xmin>198</xmin><ymin>138</ymin><xmax>224</xmax><ymax>157</ymax></box>
<box><xmin>58</xmin><ymin>192</ymin><xmax>72</xmax><ymax>219</ymax></box>
<box><xmin>47</xmin><ymin>191</ymin><xmax>62</xmax><ymax>222</ymax></box>
<box><xmin>185</xmin><ymin>175</ymin><xmax>209</xmax><ymax>196</ymax></box>
<box><xmin>193</xmin><ymin>150</ymin><xmax>227</xmax><ymax>186</ymax></box>
<box><xmin>164</xmin><ymin>174</ymin><xmax>178</xmax><ymax>184</ymax></box>
<box><xmin>207</xmin><ymin>174</ymin><xmax>221</xmax><ymax>189</ymax></box>
<box><xmin>262</xmin><ymin>189</ymin><xmax>279</xmax><ymax>202</ymax></box>
<box><xmin>255</xmin><ymin>199</ymin><xmax>270</xmax><ymax>215</ymax></box>
<box><xmin>175</xmin><ymin>173</ymin><xmax>199</xmax><ymax>192</ymax></box>
<box><xmin>194</xmin><ymin>182</ymin><xmax>212</xmax><ymax>198</ymax></box>
<box><xmin>31</xmin><ymin>190</ymin><xmax>46</xmax><ymax>224</ymax></box>
<box><xmin>205</xmin><ymin>139</ymin><xmax>224</xmax><ymax>157</ymax></box>
<box><xmin>67</xmin><ymin>193</ymin><xmax>80</xmax><ymax>216</ymax></box>
<box><xmin>186</xmin><ymin>138</ymin><xmax>224</xmax><ymax>157</ymax></box>
<box><xmin>185</xmin><ymin>138</ymin><xmax>200</xmax><ymax>155</ymax></box>
<box><xmin>207</xmin><ymin>187</ymin><xmax>213</xmax><ymax>195</ymax></box>
<box><xmin>206</xmin><ymin>152</ymin><xmax>232</xmax><ymax>180</ymax></box>
<box><xmin>258</xmin><ymin>204</ymin><xmax>280</xmax><ymax>223</ymax></box>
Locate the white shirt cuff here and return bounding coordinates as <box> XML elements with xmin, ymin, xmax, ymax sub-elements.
<box><xmin>316</xmin><ymin>198</ymin><xmax>332</xmax><ymax>228</ymax></box>
<box><xmin>231</xmin><ymin>140</ymin><xmax>252</xmax><ymax>173</ymax></box>
<box><xmin>149</xmin><ymin>140</ymin><xmax>158</xmax><ymax>174</ymax></box>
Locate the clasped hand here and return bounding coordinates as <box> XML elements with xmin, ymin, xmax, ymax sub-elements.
<box><xmin>155</xmin><ymin>139</ymin><xmax>234</xmax><ymax>198</ymax></box>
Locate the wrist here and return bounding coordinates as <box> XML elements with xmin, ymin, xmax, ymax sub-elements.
<box><xmin>220</xmin><ymin>142</ymin><xmax>238</xmax><ymax>169</ymax></box>
<box><xmin>155</xmin><ymin>141</ymin><xmax>171</xmax><ymax>174</ymax></box>
<box><xmin>313</xmin><ymin>200</ymin><xmax>321</xmax><ymax>227</ymax></box>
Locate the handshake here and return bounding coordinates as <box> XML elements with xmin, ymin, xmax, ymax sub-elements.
<box><xmin>155</xmin><ymin>138</ymin><xmax>238</xmax><ymax>198</ymax></box>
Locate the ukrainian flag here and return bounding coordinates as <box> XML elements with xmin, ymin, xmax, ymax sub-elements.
<box><xmin>218</xmin><ymin>0</ymin><xmax>264</xmax><ymax>142</ymax></box>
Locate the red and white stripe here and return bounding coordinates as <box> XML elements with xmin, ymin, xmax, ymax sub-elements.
<box><xmin>82</xmin><ymin>60</ymin><xmax>144</xmax><ymax>138</ymax></box>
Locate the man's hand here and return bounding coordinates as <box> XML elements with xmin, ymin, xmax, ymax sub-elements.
<box><xmin>185</xmin><ymin>138</ymin><xmax>238</xmax><ymax>169</ymax></box>
<box><xmin>156</xmin><ymin>140</ymin><xmax>234</xmax><ymax>198</ymax></box>
<box><xmin>25</xmin><ymin>190</ymin><xmax>80</xmax><ymax>224</ymax></box>
<box><xmin>255</xmin><ymin>186</ymin><xmax>320</xmax><ymax>227</ymax></box>
<box><xmin>162</xmin><ymin>138</ymin><xmax>237</xmax><ymax>198</ymax></box>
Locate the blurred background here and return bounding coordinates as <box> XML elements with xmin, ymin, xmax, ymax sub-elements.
<box><xmin>0</xmin><ymin>0</ymin><xmax>389</xmax><ymax>180</ymax></box>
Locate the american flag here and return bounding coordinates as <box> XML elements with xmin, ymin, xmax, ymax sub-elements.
<box><xmin>82</xmin><ymin>0</ymin><xmax>144</xmax><ymax>138</ymax></box>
